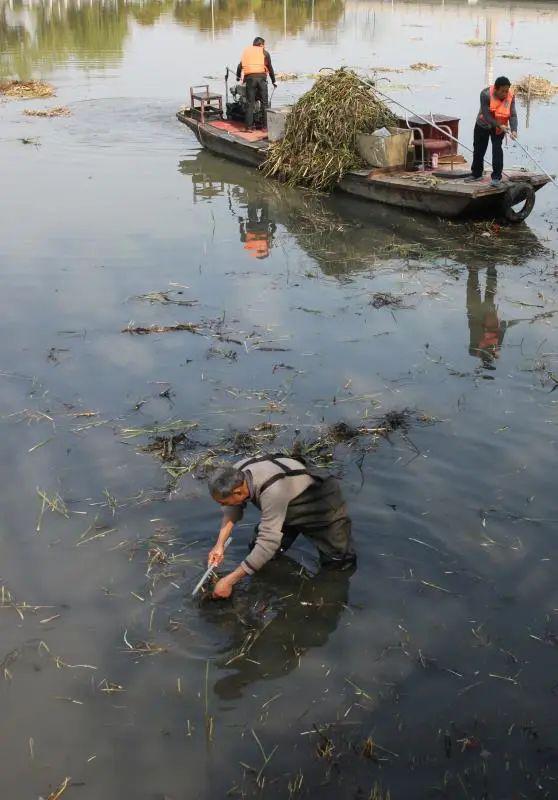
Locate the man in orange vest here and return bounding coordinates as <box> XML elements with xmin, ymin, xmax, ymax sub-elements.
<box><xmin>466</xmin><ymin>76</ymin><xmax>517</xmax><ymax>187</ymax></box>
<box><xmin>236</xmin><ymin>36</ymin><xmax>277</xmax><ymax>130</ymax></box>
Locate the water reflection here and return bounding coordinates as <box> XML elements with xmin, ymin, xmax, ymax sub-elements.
<box><xmin>0</xmin><ymin>0</ymin><xmax>344</xmax><ymax>78</ymax></box>
<box><xmin>466</xmin><ymin>266</ymin><xmax>522</xmax><ymax>369</ymax></box>
<box><xmin>200</xmin><ymin>557</ymin><xmax>353</xmax><ymax>700</ymax></box>
<box><xmin>179</xmin><ymin>151</ymin><xmax>549</xmax><ymax>276</ymax></box>
<box><xmin>0</xmin><ymin>0</ymin><xmax>129</xmax><ymax>76</ymax></box>
<box><xmin>239</xmin><ymin>199</ymin><xmax>277</xmax><ymax>259</ymax></box>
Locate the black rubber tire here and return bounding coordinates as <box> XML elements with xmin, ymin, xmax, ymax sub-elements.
<box><xmin>432</xmin><ymin>170</ymin><xmax>471</xmax><ymax>180</ymax></box>
<box><xmin>499</xmin><ymin>182</ymin><xmax>536</xmax><ymax>223</ymax></box>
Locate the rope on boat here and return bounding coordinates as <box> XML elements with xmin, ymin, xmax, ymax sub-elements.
<box><xmin>509</xmin><ymin>137</ymin><xmax>558</xmax><ymax>187</ymax></box>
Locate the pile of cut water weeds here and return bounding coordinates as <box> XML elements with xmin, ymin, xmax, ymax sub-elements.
<box><xmin>125</xmin><ymin>410</ymin><xmax>433</xmax><ymax>484</ymax></box>
<box><xmin>262</xmin><ymin>68</ymin><xmax>396</xmax><ymax>191</ymax></box>
<box><xmin>23</xmin><ymin>106</ymin><xmax>70</xmax><ymax>117</ymax></box>
<box><xmin>0</xmin><ymin>79</ymin><xmax>55</xmax><ymax>99</ymax></box>
<box><xmin>515</xmin><ymin>75</ymin><xmax>558</xmax><ymax>98</ymax></box>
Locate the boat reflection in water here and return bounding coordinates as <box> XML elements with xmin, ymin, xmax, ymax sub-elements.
<box><xmin>179</xmin><ymin>150</ymin><xmax>547</xmax><ymax>274</ymax></box>
<box><xmin>180</xmin><ymin>150</ymin><xmax>549</xmax><ymax>381</ymax></box>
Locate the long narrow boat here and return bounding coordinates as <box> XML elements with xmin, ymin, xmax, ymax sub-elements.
<box><xmin>176</xmin><ymin>110</ymin><xmax>549</xmax><ymax>222</ymax></box>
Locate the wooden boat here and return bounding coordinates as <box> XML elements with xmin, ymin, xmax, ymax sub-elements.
<box><xmin>176</xmin><ymin>110</ymin><xmax>550</xmax><ymax>223</ymax></box>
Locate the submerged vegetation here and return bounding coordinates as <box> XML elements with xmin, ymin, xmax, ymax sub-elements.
<box><xmin>130</xmin><ymin>409</ymin><xmax>428</xmax><ymax>486</ymax></box>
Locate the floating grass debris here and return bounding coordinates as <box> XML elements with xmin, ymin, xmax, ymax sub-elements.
<box><xmin>464</xmin><ymin>39</ymin><xmax>487</xmax><ymax>47</ymax></box>
<box><xmin>36</xmin><ymin>488</ymin><xmax>69</xmax><ymax>532</ymax></box>
<box><xmin>290</xmin><ymin>411</ymin><xmax>417</xmax><ymax>466</ymax></box>
<box><xmin>122</xmin><ymin>629</ymin><xmax>166</xmax><ymax>655</ymax></box>
<box><xmin>223</xmin><ymin>422</ymin><xmax>281</xmax><ymax>454</ymax></box>
<box><xmin>275</xmin><ymin>71</ymin><xmax>300</xmax><ymax>81</ymax></box>
<box><xmin>368</xmin><ymin>783</ymin><xmax>392</xmax><ymax>800</ymax></box>
<box><xmin>410</xmin><ymin>62</ymin><xmax>439</xmax><ymax>71</ymax></box>
<box><xmin>132</xmin><ymin>290</ymin><xmax>198</xmax><ymax>306</ymax></box>
<box><xmin>4</xmin><ymin>408</ymin><xmax>54</xmax><ymax>426</ymax></box>
<box><xmin>158</xmin><ymin>422</ymin><xmax>282</xmax><ymax>482</ymax></box>
<box><xmin>46</xmin><ymin>777</ymin><xmax>71</xmax><ymax>800</ymax></box>
<box><xmin>131</xmin><ymin>409</ymin><xmax>427</xmax><ymax>485</ymax></box>
<box><xmin>515</xmin><ymin>75</ymin><xmax>558</xmax><ymax>98</ymax></box>
<box><xmin>207</xmin><ymin>345</ymin><xmax>238</xmax><ymax>361</ymax></box>
<box><xmin>1</xmin><ymin>648</ymin><xmax>20</xmax><ymax>680</ymax></box>
<box><xmin>315</xmin><ymin>727</ymin><xmax>335</xmax><ymax>760</ymax></box>
<box><xmin>0</xmin><ymin>584</ymin><xmax>55</xmax><ymax>623</ymax></box>
<box><xmin>23</xmin><ymin>106</ymin><xmax>70</xmax><ymax>117</ymax></box>
<box><xmin>122</xmin><ymin>322</ymin><xmax>201</xmax><ymax>335</ymax></box>
<box><xmin>0</xmin><ymin>79</ymin><xmax>55</xmax><ymax>99</ymax></box>
<box><xmin>372</xmin><ymin>66</ymin><xmax>405</xmax><ymax>74</ymax></box>
<box><xmin>370</xmin><ymin>291</ymin><xmax>406</xmax><ymax>309</ymax></box>
<box><xmin>263</xmin><ymin>69</ymin><xmax>396</xmax><ymax>191</ymax></box>
<box><xmin>28</xmin><ymin>437</ymin><xmax>54</xmax><ymax>453</ymax></box>
<box><xmin>205</xmin><ymin>660</ymin><xmax>214</xmax><ymax>741</ymax></box>
<box><xmin>120</xmin><ymin>419</ymin><xmax>198</xmax><ymax>440</ymax></box>
<box><xmin>142</xmin><ymin>430</ymin><xmax>196</xmax><ymax>463</ymax></box>
<box><xmin>99</xmin><ymin>679</ymin><xmax>125</xmax><ymax>694</ymax></box>
<box><xmin>250</xmin><ymin>728</ymin><xmax>278</xmax><ymax>784</ymax></box>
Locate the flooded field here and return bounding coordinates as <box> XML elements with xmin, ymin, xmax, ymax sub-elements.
<box><xmin>1</xmin><ymin>1</ymin><xmax>558</xmax><ymax>798</ymax></box>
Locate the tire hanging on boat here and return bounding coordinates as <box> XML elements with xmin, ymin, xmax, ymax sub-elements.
<box><xmin>499</xmin><ymin>182</ymin><xmax>536</xmax><ymax>223</ymax></box>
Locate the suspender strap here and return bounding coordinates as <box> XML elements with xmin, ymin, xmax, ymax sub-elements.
<box><xmin>239</xmin><ymin>453</ymin><xmax>286</xmax><ymax>470</ymax></box>
<box><xmin>259</xmin><ymin>468</ymin><xmax>311</xmax><ymax>494</ymax></box>
<box><xmin>239</xmin><ymin>454</ymin><xmax>322</xmax><ymax>496</ymax></box>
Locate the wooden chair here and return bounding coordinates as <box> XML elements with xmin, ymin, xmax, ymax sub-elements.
<box><xmin>190</xmin><ymin>85</ymin><xmax>223</xmax><ymax>124</ymax></box>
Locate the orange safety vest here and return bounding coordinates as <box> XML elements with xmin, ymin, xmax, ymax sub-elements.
<box><xmin>485</xmin><ymin>86</ymin><xmax>514</xmax><ymax>134</ymax></box>
<box><xmin>241</xmin><ymin>45</ymin><xmax>267</xmax><ymax>78</ymax></box>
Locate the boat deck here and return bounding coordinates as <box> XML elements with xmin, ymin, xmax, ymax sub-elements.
<box><xmin>188</xmin><ymin>115</ymin><xmax>546</xmax><ymax>196</ymax></box>
<box><xmin>359</xmin><ymin>167</ymin><xmax>548</xmax><ymax>198</ymax></box>
<box><xmin>177</xmin><ymin>109</ymin><xmax>550</xmax><ymax>218</ymax></box>
<box><xmin>206</xmin><ymin>119</ymin><xmax>269</xmax><ymax>144</ymax></box>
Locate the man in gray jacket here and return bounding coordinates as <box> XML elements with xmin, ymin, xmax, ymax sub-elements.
<box><xmin>207</xmin><ymin>454</ymin><xmax>356</xmax><ymax>598</ymax></box>
<box><xmin>465</xmin><ymin>76</ymin><xmax>518</xmax><ymax>187</ymax></box>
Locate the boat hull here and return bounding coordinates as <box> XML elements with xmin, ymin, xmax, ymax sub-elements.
<box><xmin>178</xmin><ymin>112</ymin><xmax>266</xmax><ymax>168</ymax></box>
<box><xmin>177</xmin><ymin>111</ymin><xmax>548</xmax><ymax>221</ymax></box>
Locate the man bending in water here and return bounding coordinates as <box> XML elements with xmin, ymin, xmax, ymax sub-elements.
<box><xmin>207</xmin><ymin>454</ymin><xmax>356</xmax><ymax>598</ymax></box>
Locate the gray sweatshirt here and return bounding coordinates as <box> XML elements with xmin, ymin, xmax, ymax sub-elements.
<box><xmin>222</xmin><ymin>456</ymin><xmax>315</xmax><ymax>574</ymax></box>
<box><xmin>476</xmin><ymin>87</ymin><xmax>518</xmax><ymax>133</ymax></box>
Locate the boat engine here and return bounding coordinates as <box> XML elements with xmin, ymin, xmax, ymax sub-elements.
<box><xmin>226</xmin><ymin>83</ymin><xmax>265</xmax><ymax>128</ymax></box>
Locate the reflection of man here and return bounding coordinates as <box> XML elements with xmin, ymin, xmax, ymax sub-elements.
<box><xmin>239</xmin><ymin>201</ymin><xmax>276</xmax><ymax>259</ymax></box>
<box><xmin>207</xmin><ymin>454</ymin><xmax>357</xmax><ymax>598</ymax></box>
<box><xmin>200</xmin><ymin>558</ymin><xmax>353</xmax><ymax>700</ymax></box>
<box><xmin>467</xmin><ymin>267</ymin><xmax>510</xmax><ymax>368</ymax></box>
<box><xmin>236</xmin><ymin>36</ymin><xmax>276</xmax><ymax>130</ymax></box>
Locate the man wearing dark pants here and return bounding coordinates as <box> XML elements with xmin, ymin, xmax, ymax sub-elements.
<box><xmin>466</xmin><ymin>76</ymin><xmax>517</xmax><ymax>187</ymax></box>
<box><xmin>207</xmin><ymin>454</ymin><xmax>356</xmax><ymax>598</ymax></box>
<box><xmin>236</xmin><ymin>36</ymin><xmax>276</xmax><ymax>130</ymax></box>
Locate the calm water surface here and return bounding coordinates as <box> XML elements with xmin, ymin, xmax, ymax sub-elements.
<box><xmin>1</xmin><ymin>1</ymin><xmax>558</xmax><ymax>798</ymax></box>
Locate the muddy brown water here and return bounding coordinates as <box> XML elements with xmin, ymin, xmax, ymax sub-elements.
<box><xmin>1</xmin><ymin>1</ymin><xmax>558</xmax><ymax>798</ymax></box>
